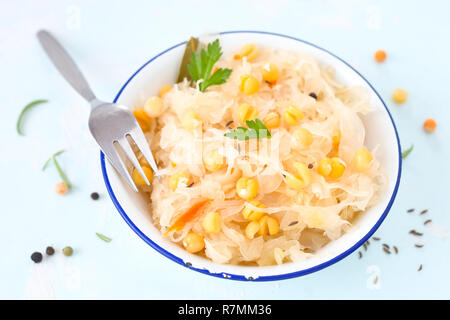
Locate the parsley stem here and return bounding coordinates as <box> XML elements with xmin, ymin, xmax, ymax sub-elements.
<box><xmin>96</xmin><ymin>233</ymin><xmax>112</xmax><ymax>243</ymax></box>
<box><xmin>16</xmin><ymin>99</ymin><xmax>48</xmax><ymax>136</ymax></box>
<box><xmin>401</xmin><ymin>144</ymin><xmax>414</xmax><ymax>159</ymax></box>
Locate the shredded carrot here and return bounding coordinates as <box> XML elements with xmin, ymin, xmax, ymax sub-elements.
<box><xmin>234</xmin><ymin>54</ymin><xmax>241</xmax><ymax>60</ymax></box>
<box><xmin>328</xmin><ymin>130</ymin><xmax>341</xmax><ymax>157</ymax></box>
<box><xmin>164</xmin><ymin>199</ymin><xmax>210</xmax><ymax>236</ymax></box>
<box><xmin>266</xmin><ymin>80</ymin><xmax>276</xmax><ymax>88</ymax></box>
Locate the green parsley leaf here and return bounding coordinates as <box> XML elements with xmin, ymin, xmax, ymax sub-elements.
<box><xmin>96</xmin><ymin>232</ymin><xmax>112</xmax><ymax>243</ymax></box>
<box><xmin>187</xmin><ymin>39</ymin><xmax>232</xmax><ymax>92</ymax></box>
<box><xmin>16</xmin><ymin>99</ymin><xmax>48</xmax><ymax>136</ymax></box>
<box><xmin>401</xmin><ymin>144</ymin><xmax>414</xmax><ymax>159</ymax></box>
<box><xmin>224</xmin><ymin>119</ymin><xmax>271</xmax><ymax>141</ymax></box>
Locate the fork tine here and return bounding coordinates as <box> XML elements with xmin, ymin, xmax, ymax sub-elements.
<box><xmin>117</xmin><ymin>137</ymin><xmax>150</xmax><ymax>186</ymax></box>
<box><xmin>128</xmin><ymin>128</ymin><xmax>160</xmax><ymax>178</ymax></box>
<box><xmin>102</xmin><ymin>143</ymin><xmax>138</xmax><ymax>192</ymax></box>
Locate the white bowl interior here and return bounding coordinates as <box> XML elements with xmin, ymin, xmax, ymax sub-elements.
<box><xmin>104</xmin><ymin>32</ymin><xmax>400</xmax><ymax>279</ymax></box>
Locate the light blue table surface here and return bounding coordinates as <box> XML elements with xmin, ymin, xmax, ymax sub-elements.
<box><xmin>1</xmin><ymin>0</ymin><xmax>449</xmax><ymax>299</ymax></box>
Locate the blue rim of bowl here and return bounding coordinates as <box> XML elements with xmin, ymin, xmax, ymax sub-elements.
<box><xmin>101</xmin><ymin>30</ymin><xmax>402</xmax><ymax>281</ymax></box>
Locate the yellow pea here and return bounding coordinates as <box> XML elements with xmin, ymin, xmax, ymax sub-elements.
<box><xmin>237</xmin><ymin>103</ymin><xmax>258</xmax><ymax>123</ymax></box>
<box><xmin>159</xmin><ymin>85</ymin><xmax>172</xmax><ymax>97</ymax></box>
<box><xmin>263</xmin><ymin>111</ymin><xmax>280</xmax><ymax>129</ymax></box>
<box><xmin>329</xmin><ymin>157</ymin><xmax>346</xmax><ymax>179</ymax></box>
<box><xmin>242</xmin><ymin>200</ymin><xmax>266</xmax><ymax>221</ymax></box>
<box><xmin>132</xmin><ymin>167</ymin><xmax>153</xmax><ymax>185</ymax></box>
<box><xmin>261</xmin><ymin>63</ymin><xmax>280</xmax><ymax>84</ymax></box>
<box><xmin>245</xmin><ymin>221</ymin><xmax>260</xmax><ymax>239</ymax></box>
<box><xmin>202</xmin><ymin>211</ymin><xmax>222</xmax><ymax>234</ymax></box>
<box><xmin>392</xmin><ymin>88</ymin><xmax>408</xmax><ymax>103</ymax></box>
<box><xmin>267</xmin><ymin>216</ymin><xmax>279</xmax><ymax>236</ymax></box>
<box><xmin>293</xmin><ymin>128</ymin><xmax>313</xmax><ymax>146</ymax></box>
<box><xmin>285</xmin><ymin>162</ymin><xmax>311</xmax><ymax>190</ymax></box>
<box><xmin>181</xmin><ymin>110</ymin><xmax>201</xmax><ymax>130</ymax></box>
<box><xmin>169</xmin><ymin>171</ymin><xmax>193</xmax><ymax>191</ymax></box>
<box><xmin>258</xmin><ymin>216</ymin><xmax>269</xmax><ymax>236</ymax></box>
<box><xmin>144</xmin><ymin>96</ymin><xmax>163</xmax><ymax>117</ymax></box>
<box><xmin>183</xmin><ymin>232</ymin><xmax>205</xmax><ymax>253</ymax></box>
<box><xmin>235</xmin><ymin>177</ymin><xmax>259</xmax><ymax>200</ymax></box>
<box><xmin>203</xmin><ymin>150</ymin><xmax>225</xmax><ymax>172</ymax></box>
<box><xmin>283</xmin><ymin>105</ymin><xmax>304</xmax><ymax>126</ymax></box>
<box><xmin>354</xmin><ymin>148</ymin><xmax>373</xmax><ymax>171</ymax></box>
<box><xmin>318</xmin><ymin>158</ymin><xmax>332</xmax><ymax>177</ymax></box>
<box><xmin>133</xmin><ymin>108</ymin><xmax>151</xmax><ymax>131</ymax></box>
<box><xmin>318</xmin><ymin>157</ymin><xmax>346</xmax><ymax>179</ymax></box>
<box><xmin>234</xmin><ymin>44</ymin><xmax>258</xmax><ymax>61</ymax></box>
<box><xmin>239</xmin><ymin>75</ymin><xmax>260</xmax><ymax>95</ymax></box>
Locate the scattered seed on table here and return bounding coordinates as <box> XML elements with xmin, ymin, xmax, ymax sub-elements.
<box><xmin>45</xmin><ymin>246</ymin><xmax>55</xmax><ymax>256</ymax></box>
<box><xmin>55</xmin><ymin>181</ymin><xmax>68</xmax><ymax>195</ymax></box>
<box><xmin>372</xmin><ymin>237</ymin><xmax>380</xmax><ymax>241</ymax></box>
<box><xmin>420</xmin><ymin>209</ymin><xmax>428</xmax><ymax>215</ymax></box>
<box><xmin>363</xmin><ymin>243</ymin><xmax>367</xmax><ymax>251</ymax></box>
<box><xmin>383</xmin><ymin>247</ymin><xmax>391</xmax><ymax>255</ymax></box>
<box><xmin>417</xmin><ymin>264</ymin><xmax>423</xmax><ymax>271</ymax></box>
<box><xmin>366</xmin><ymin>240</ymin><xmax>370</xmax><ymax>246</ymax></box>
<box><xmin>90</xmin><ymin>192</ymin><xmax>99</xmax><ymax>200</ymax></box>
<box><xmin>409</xmin><ymin>230</ymin><xmax>423</xmax><ymax>236</ymax></box>
<box><xmin>423</xmin><ymin>118</ymin><xmax>437</xmax><ymax>133</ymax></box>
<box><xmin>374</xmin><ymin>49</ymin><xmax>387</xmax><ymax>62</ymax></box>
<box><xmin>392</xmin><ymin>88</ymin><xmax>408</xmax><ymax>103</ymax></box>
<box><xmin>415</xmin><ymin>244</ymin><xmax>424</xmax><ymax>248</ymax></box>
<box><xmin>31</xmin><ymin>252</ymin><xmax>43</xmax><ymax>263</ymax></box>
<box><xmin>358</xmin><ymin>251</ymin><xmax>362</xmax><ymax>259</ymax></box>
<box><xmin>382</xmin><ymin>243</ymin><xmax>390</xmax><ymax>249</ymax></box>
<box><xmin>424</xmin><ymin>219</ymin><xmax>432</xmax><ymax>225</ymax></box>
<box><xmin>62</xmin><ymin>246</ymin><xmax>73</xmax><ymax>256</ymax></box>
<box><xmin>374</xmin><ymin>275</ymin><xmax>379</xmax><ymax>285</ymax></box>
<box><xmin>393</xmin><ymin>246</ymin><xmax>398</xmax><ymax>254</ymax></box>
<box><xmin>407</xmin><ymin>208</ymin><xmax>415</xmax><ymax>213</ymax></box>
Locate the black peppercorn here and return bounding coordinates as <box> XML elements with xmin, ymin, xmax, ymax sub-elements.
<box><xmin>308</xmin><ymin>163</ymin><xmax>314</xmax><ymax>169</ymax></box>
<box><xmin>90</xmin><ymin>192</ymin><xmax>99</xmax><ymax>200</ymax></box>
<box><xmin>31</xmin><ymin>252</ymin><xmax>43</xmax><ymax>263</ymax></box>
<box><xmin>46</xmin><ymin>246</ymin><xmax>55</xmax><ymax>256</ymax></box>
<box><xmin>309</xmin><ymin>92</ymin><xmax>318</xmax><ymax>100</ymax></box>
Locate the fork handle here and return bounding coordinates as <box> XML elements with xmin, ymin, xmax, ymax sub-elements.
<box><xmin>37</xmin><ymin>30</ymin><xmax>96</xmax><ymax>103</ymax></box>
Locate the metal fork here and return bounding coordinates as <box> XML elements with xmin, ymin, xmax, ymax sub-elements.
<box><xmin>37</xmin><ymin>30</ymin><xmax>159</xmax><ymax>192</ymax></box>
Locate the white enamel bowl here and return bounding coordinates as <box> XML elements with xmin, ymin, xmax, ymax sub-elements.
<box><xmin>101</xmin><ymin>31</ymin><xmax>401</xmax><ymax>281</ymax></box>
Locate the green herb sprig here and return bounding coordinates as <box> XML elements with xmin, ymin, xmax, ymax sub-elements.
<box><xmin>187</xmin><ymin>39</ymin><xmax>232</xmax><ymax>92</ymax></box>
<box><xmin>16</xmin><ymin>99</ymin><xmax>48</xmax><ymax>136</ymax></box>
<box><xmin>96</xmin><ymin>233</ymin><xmax>112</xmax><ymax>243</ymax></box>
<box><xmin>224</xmin><ymin>119</ymin><xmax>271</xmax><ymax>141</ymax></box>
<box><xmin>401</xmin><ymin>144</ymin><xmax>414</xmax><ymax>159</ymax></box>
<box><xmin>42</xmin><ymin>150</ymin><xmax>71</xmax><ymax>188</ymax></box>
